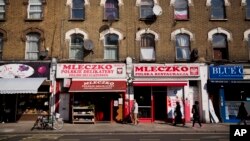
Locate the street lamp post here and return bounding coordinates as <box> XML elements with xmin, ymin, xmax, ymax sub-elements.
<box><xmin>50</xmin><ymin>58</ymin><xmax>57</xmax><ymax>115</ymax></box>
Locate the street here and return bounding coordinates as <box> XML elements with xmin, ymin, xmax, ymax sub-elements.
<box><xmin>0</xmin><ymin>133</ymin><xmax>229</xmax><ymax>141</ymax></box>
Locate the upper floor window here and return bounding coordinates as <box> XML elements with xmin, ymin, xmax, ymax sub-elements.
<box><xmin>26</xmin><ymin>0</ymin><xmax>45</xmax><ymax>20</ymax></box>
<box><xmin>212</xmin><ymin>33</ymin><xmax>228</xmax><ymax>60</ymax></box>
<box><xmin>246</xmin><ymin>0</ymin><xmax>250</xmax><ymax>20</ymax></box>
<box><xmin>174</xmin><ymin>0</ymin><xmax>189</xmax><ymax>20</ymax></box>
<box><xmin>0</xmin><ymin>33</ymin><xmax>3</xmax><ymax>60</ymax></box>
<box><xmin>104</xmin><ymin>0</ymin><xmax>119</xmax><ymax>20</ymax></box>
<box><xmin>210</xmin><ymin>0</ymin><xmax>226</xmax><ymax>20</ymax></box>
<box><xmin>70</xmin><ymin>34</ymin><xmax>84</xmax><ymax>60</ymax></box>
<box><xmin>71</xmin><ymin>0</ymin><xmax>85</xmax><ymax>20</ymax></box>
<box><xmin>140</xmin><ymin>33</ymin><xmax>155</xmax><ymax>62</ymax></box>
<box><xmin>139</xmin><ymin>0</ymin><xmax>154</xmax><ymax>20</ymax></box>
<box><xmin>175</xmin><ymin>34</ymin><xmax>190</xmax><ymax>61</ymax></box>
<box><xmin>0</xmin><ymin>0</ymin><xmax>6</xmax><ymax>20</ymax></box>
<box><xmin>25</xmin><ymin>33</ymin><xmax>41</xmax><ymax>60</ymax></box>
<box><xmin>104</xmin><ymin>33</ymin><xmax>119</xmax><ymax>60</ymax></box>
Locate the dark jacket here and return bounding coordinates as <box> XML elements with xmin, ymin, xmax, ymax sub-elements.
<box><xmin>192</xmin><ymin>104</ymin><xmax>200</xmax><ymax>119</ymax></box>
<box><xmin>174</xmin><ymin>103</ymin><xmax>182</xmax><ymax>123</ymax></box>
<box><xmin>237</xmin><ymin>103</ymin><xmax>248</xmax><ymax>119</ymax></box>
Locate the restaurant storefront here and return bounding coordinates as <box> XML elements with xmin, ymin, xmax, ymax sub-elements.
<box><xmin>130</xmin><ymin>63</ymin><xmax>206</xmax><ymax>123</ymax></box>
<box><xmin>207</xmin><ymin>64</ymin><xmax>250</xmax><ymax>123</ymax></box>
<box><xmin>0</xmin><ymin>62</ymin><xmax>51</xmax><ymax>122</ymax></box>
<box><xmin>56</xmin><ymin>63</ymin><xmax>127</xmax><ymax>123</ymax></box>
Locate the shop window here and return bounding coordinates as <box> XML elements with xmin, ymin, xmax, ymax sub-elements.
<box><xmin>174</xmin><ymin>0</ymin><xmax>189</xmax><ymax>20</ymax></box>
<box><xmin>104</xmin><ymin>0</ymin><xmax>119</xmax><ymax>20</ymax></box>
<box><xmin>212</xmin><ymin>33</ymin><xmax>228</xmax><ymax>60</ymax></box>
<box><xmin>210</xmin><ymin>0</ymin><xmax>226</xmax><ymax>20</ymax></box>
<box><xmin>104</xmin><ymin>33</ymin><xmax>119</xmax><ymax>60</ymax></box>
<box><xmin>175</xmin><ymin>33</ymin><xmax>190</xmax><ymax>61</ymax></box>
<box><xmin>71</xmin><ymin>0</ymin><xmax>85</xmax><ymax>20</ymax></box>
<box><xmin>25</xmin><ymin>33</ymin><xmax>41</xmax><ymax>60</ymax></box>
<box><xmin>140</xmin><ymin>33</ymin><xmax>155</xmax><ymax>62</ymax></box>
<box><xmin>17</xmin><ymin>94</ymin><xmax>49</xmax><ymax>119</ymax></box>
<box><xmin>247</xmin><ymin>0</ymin><xmax>250</xmax><ymax>20</ymax></box>
<box><xmin>70</xmin><ymin>33</ymin><xmax>84</xmax><ymax>60</ymax></box>
<box><xmin>134</xmin><ymin>87</ymin><xmax>152</xmax><ymax>118</ymax></box>
<box><xmin>139</xmin><ymin>0</ymin><xmax>154</xmax><ymax>20</ymax></box>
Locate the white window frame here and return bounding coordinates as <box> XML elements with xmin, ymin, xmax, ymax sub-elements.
<box><xmin>175</xmin><ymin>34</ymin><xmax>190</xmax><ymax>61</ymax></box>
<box><xmin>104</xmin><ymin>0</ymin><xmax>119</xmax><ymax>20</ymax></box>
<box><xmin>69</xmin><ymin>34</ymin><xmax>84</xmax><ymax>60</ymax></box>
<box><xmin>140</xmin><ymin>33</ymin><xmax>156</xmax><ymax>61</ymax></box>
<box><xmin>208</xmin><ymin>27</ymin><xmax>232</xmax><ymax>41</ymax></box>
<box><xmin>173</xmin><ymin>0</ymin><xmax>189</xmax><ymax>20</ymax></box>
<box><xmin>70</xmin><ymin>0</ymin><xmax>85</xmax><ymax>20</ymax></box>
<box><xmin>0</xmin><ymin>0</ymin><xmax>5</xmax><ymax>20</ymax></box>
<box><xmin>25</xmin><ymin>33</ymin><xmax>40</xmax><ymax>60</ymax></box>
<box><xmin>139</xmin><ymin>0</ymin><xmax>154</xmax><ymax>20</ymax></box>
<box><xmin>28</xmin><ymin>0</ymin><xmax>42</xmax><ymax>19</ymax></box>
<box><xmin>104</xmin><ymin>34</ymin><xmax>119</xmax><ymax>60</ymax></box>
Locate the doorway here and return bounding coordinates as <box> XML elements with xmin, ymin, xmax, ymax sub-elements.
<box><xmin>153</xmin><ymin>91</ymin><xmax>167</xmax><ymax>121</ymax></box>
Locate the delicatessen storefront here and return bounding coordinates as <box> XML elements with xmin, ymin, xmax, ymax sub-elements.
<box><xmin>130</xmin><ymin>63</ymin><xmax>204</xmax><ymax>123</ymax></box>
<box><xmin>0</xmin><ymin>62</ymin><xmax>51</xmax><ymax>122</ymax></box>
<box><xmin>56</xmin><ymin>63</ymin><xmax>127</xmax><ymax>123</ymax></box>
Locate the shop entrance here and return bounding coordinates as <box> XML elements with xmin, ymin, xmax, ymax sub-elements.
<box><xmin>73</xmin><ymin>92</ymin><xmax>122</xmax><ymax>122</ymax></box>
<box><xmin>153</xmin><ymin>87</ymin><xmax>167</xmax><ymax>121</ymax></box>
<box><xmin>153</xmin><ymin>92</ymin><xmax>167</xmax><ymax>121</ymax></box>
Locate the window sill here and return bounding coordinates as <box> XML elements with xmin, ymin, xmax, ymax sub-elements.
<box><xmin>0</xmin><ymin>19</ymin><xmax>6</xmax><ymax>22</ymax></box>
<box><xmin>209</xmin><ymin>19</ymin><xmax>228</xmax><ymax>21</ymax></box>
<box><xmin>69</xmin><ymin>19</ymin><xmax>85</xmax><ymax>21</ymax></box>
<box><xmin>25</xmin><ymin>18</ymin><xmax>43</xmax><ymax>22</ymax></box>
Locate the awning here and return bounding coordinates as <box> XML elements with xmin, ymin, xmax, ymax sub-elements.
<box><xmin>0</xmin><ymin>78</ymin><xmax>47</xmax><ymax>94</ymax></box>
<box><xmin>69</xmin><ymin>79</ymin><xmax>127</xmax><ymax>92</ymax></box>
<box><xmin>133</xmin><ymin>81</ymin><xmax>187</xmax><ymax>86</ymax></box>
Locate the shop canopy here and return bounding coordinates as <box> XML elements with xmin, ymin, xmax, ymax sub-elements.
<box><xmin>0</xmin><ymin>78</ymin><xmax>47</xmax><ymax>94</ymax></box>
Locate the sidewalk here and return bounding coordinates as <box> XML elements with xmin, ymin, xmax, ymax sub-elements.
<box><xmin>0</xmin><ymin>121</ymin><xmax>230</xmax><ymax>134</ymax></box>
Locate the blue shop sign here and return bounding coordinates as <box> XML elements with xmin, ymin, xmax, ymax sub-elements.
<box><xmin>209</xmin><ymin>65</ymin><xmax>243</xmax><ymax>79</ymax></box>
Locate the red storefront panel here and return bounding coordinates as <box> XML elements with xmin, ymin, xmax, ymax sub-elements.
<box><xmin>69</xmin><ymin>80</ymin><xmax>127</xmax><ymax>92</ymax></box>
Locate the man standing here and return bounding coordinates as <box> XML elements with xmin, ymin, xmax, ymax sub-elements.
<box><xmin>132</xmin><ymin>99</ymin><xmax>139</xmax><ymax>125</ymax></box>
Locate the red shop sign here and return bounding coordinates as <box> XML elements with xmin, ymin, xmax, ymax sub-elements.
<box><xmin>69</xmin><ymin>80</ymin><xmax>126</xmax><ymax>92</ymax></box>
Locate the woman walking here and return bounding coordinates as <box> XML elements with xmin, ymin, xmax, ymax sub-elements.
<box><xmin>173</xmin><ymin>102</ymin><xmax>185</xmax><ymax>126</ymax></box>
<box><xmin>192</xmin><ymin>101</ymin><xmax>202</xmax><ymax>127</ymax></box>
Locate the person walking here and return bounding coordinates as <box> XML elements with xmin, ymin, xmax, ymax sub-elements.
<box><xmin>237</xmin><ymin>102</ymin><xmax>248</xmax><ymax>125</ymax></box>
<box><xmin>173</xmin><ymin>102</ymin><xmax>185</xmax><ymax>126</ymax></box>
<box><xmin>192</xmin><ymin>101</ymin><xmax>202</xmax><ymax>127</ymax></box>
<box><xmin>132</xmin><ymin>99</ymin><xmax>139</xmax><ymax>125</ymax></box>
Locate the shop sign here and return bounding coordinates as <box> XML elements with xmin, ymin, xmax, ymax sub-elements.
<box><xmin>56</xmin><ymin>63</ymin><xmax>126</xmax><ymax>78</ymax></box>
<box><xmin>0</xmin><ymin>63</ymin><xmax>50</xmax><ymax>78</ymax></box>
<box><xmin>209</xmin><ymin>65</ymin><xmax>243</xmax><ymax>80</ymax></box>
<box><xmin>134</xmin><ymin>64</ymin><xmax>199</xmax><ymax>77</ymax></box>
<box><xmin>69</xmin><ymin>80</ymin><xmax>126</xmax><ymax>91</ymax></box>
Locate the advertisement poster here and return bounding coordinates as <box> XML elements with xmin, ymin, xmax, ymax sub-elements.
<box><xmin>167</xmin><ymin>87</ymin><xmax>184</xmax><ymax>119</ymax></box>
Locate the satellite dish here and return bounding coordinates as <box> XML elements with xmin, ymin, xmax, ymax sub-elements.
<box><xmin>84</xmin><ymin>40</ymin><xmax>94</xmax><ymax>51</ymax></box>
<box><xmin>153</xmin><ymin>5</ymin><xmax>162</xmax><ymax>16</ymax></box>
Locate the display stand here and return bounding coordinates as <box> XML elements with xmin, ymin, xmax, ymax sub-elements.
<box><xmin>72</xmin><ymin>106</ymin><xmax>95</xmax><ymax>124</ymax></box>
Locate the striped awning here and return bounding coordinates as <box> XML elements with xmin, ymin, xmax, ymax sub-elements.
<box><xmin>0</xmin><ymin>78</ymin><xmax>47</xmax><ymax>94</ymax></box>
